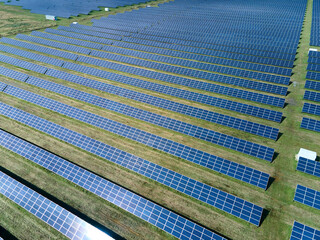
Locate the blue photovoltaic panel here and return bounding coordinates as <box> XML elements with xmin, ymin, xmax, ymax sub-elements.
<box><xmin>294</xmin><ymin>184</ymin><xmax>320</xmax><ymax>210</ymax></box>
<box><xmin>290</xmin><ymin>221</ymin><xmax>320</xmax><ymax>240</ymax></box>
<box><xmin>0</xmin><ymin>66</ymin><xmax>277</xmax><ymax>159</ymax></box>
<box><xmin>0</xmin><ymin>82</ymin><xmax>7</xmax><ymax>92</ymax></box>
<box><xmin>302</xmin><ymin>103</ymin><xmax>320</xmax><ymax>116</ymax></box>
<box><xmin>0</xmin><ymin>130</ymin><xmax>225</xmax><ymax>240</ymax></box>
<box><xmin>305</xmin><ymin>80</ymin><xmax>320</xmax><ymax>91</ymax></box>
<box><xmin>0</xmin><ymin>171</ymin><xmax>114</xmax><ymax>240</ymax></box>
<box><xmin>2</xmin><ymin>84</ymin><xmax>271</xmax><ymax>189</ymax></box>
<box><xmin>306</xmin><ymin>71</ymin><xmax>320</xmax><ymax>81</ymax></box>
<box><xmin>0</xmin><ymin>103</ymin><xmax>264</xmax><ymax>226</ymax></box>
<box><xmin>301</xmin><ymin>117</ymin><xmax>320</xmax><ymax>133</ymax></box>
<box><xmin>304</xmin><ymin>90</ymin><xmax>320</xmax><ymax>103</ymax></box>
<box><xmin>297</xmin><ymin>157</ymin><xmax>320</xmax><ymax>178</ymax></box>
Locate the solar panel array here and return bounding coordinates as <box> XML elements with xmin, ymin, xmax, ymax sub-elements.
<box><xmin>294</xmin><ymin>185</ymin><xmax>320</xmax><ymax>211</ymax></box>
<box><xmin>310</xmin><ymin>0</ymin><xmax>320</xmax><ymax>46</ymax></box>
<box><xmin>297</xmin><ymin>157</ymin><xmax>320</xmax><ymax>178</ymax></box>
<box><xmin>0</xmin><ymin>40</ymin><xmax>284</xmax><ymax>123</ymax></box>
<box><xmin>301</xmin><ymin>51</ymin><xmax>320</xmax><ymax>133</ymax></box>
<box><xmin>0</xmin><ymin>0</ymin><xmax>311</xmax><ymax>237</ymax></box>
<box><xmin>0</xmin><ymin>103</ymin><xmax>264</xmax><ymax>226</ymax></box>
<box><xmin>26</xmin><ymin>32</ymin><xmax>287</xmax><ymax>108</ymax></box>
<box><xmin>0</xmin><ymin>0</ymin><xmax>151</xmax><ymax>18</ymax></box>
<box><xmin>0</xmin><ymin>171</ymin><xmax>114</xmax><ymax>240</ymax></box>
<box><xmin>1</xmin><ymin>82</ymin><xmax>271</xmax><ymax>189</ymax></box>
<box><xmin>19</xmin><ymin>33</ymin><xmax>291</xmax><ymax>87</ymax></box>
<box><xmin>290</xmin><ymin>222</ymin><xmax>320</xmax><ymax>240</ymax></box>
<box><xmin>0</xmin><ymin>129</ymin><xmax>226</xmax><ymax>240</ymax></box>
<box><xmin>0</xmin><ymin>66</ymin><xmax>276</xmax><ymax>161</ymax></box>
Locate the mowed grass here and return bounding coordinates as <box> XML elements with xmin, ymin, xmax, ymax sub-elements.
<box><xmin>0</xmin><ymin>0</ymin><xmax>320</xmax><ymax>239</ymax></box>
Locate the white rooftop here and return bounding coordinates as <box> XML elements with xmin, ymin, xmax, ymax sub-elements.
<box><xmin>297</xmin><ymin>148</ymin><xmax>317</xmax><ymax>161</ymax></box>
<box><xmin>309</xmin><ymin>48</ymin><xmax>318</xmax><ymax>52</ymax></box>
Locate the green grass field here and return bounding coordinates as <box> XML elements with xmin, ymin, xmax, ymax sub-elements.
<box><xmin>0</xmin><ymin>0</ymin><xmax>320</xmax><ymax>239</ymax></box>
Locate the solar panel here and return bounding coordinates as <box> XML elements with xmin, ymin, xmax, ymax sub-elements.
<box><xmin>302</xmin><ymin>102</ymin><xmax>320</xmax><ymax>116</ymax></box>
<box><xmin>290</xmin><ymin>221</ymin><xmax>320</xmax><ymax>240</ymax></box>
<box><xmin>297</xmin><ymin>157</ymin><xmax>320</xmax><ymax>178</ymax></box>
<box><xmin>301</xmin><ymin>117</ymin><xmax>320</xmax><ymax>133</ymax></box>
<box><xmin>294</xmin><ymin>184</ymin><xmax>320</xmax><ymax>210</ymax></box>
<box><xmin>0</xmin><ymin>103</ymin><xmax>264</xmax><ymax>226</ymax></box>
<box><xmin>0</xmin><ymin>131</ymin><xmax>226</xmax><ymax>240</ymax></box>
<box><xmin>304</xmin><ymin>90</ymin><xmax>320</xmax><ymax>103</ymax></box>
<box><xmin>305</xmin><ymin>80</ymin><xmax>320</xmax><ymax>91</ymax></box>
<box><xmin>0</xmin><ymin>171</ymin><xmax>115</xmax><ymax>240</ymax></box>
<box><xmin>2</xmin><ymin>83</ymin><xmax>271</xmax><ymax>189</ymax></box>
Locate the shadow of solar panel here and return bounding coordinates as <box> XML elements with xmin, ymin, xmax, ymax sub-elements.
<box><xmin>0</xmin><ymin>103</ymin><xmax>264</xmax><ymax>226</ymax></box>
<box><xmin>290</xmin><ymin>221</ymin><xmax>320</xmax><ymax>240</ymax></box>
<box><xmin>301</xmin><ymin>117</ymin><xmax>320</xmax><ymax>132</ymax></box>
<box><xmin>297</xmin><ymin>157</ymin><xmax>320</xmax><ymax>178</ymax></box>
<box><xmin>294</xmin><ymin>185</ymin><xmax>320</xmax><ymax>210</ymax></box>
<box><xmin>304</xmin><ymin>90</ymin><xmax>320</xmax><ymax>103</ymax></box>
<box><xmin>305</xmin><ymin>80</ymin><xmax>320</xmax><ymax>91</ymax></box>
<box><xmin>302</xmin><ymin>103</ymin><xmax>320</xmax><ymax>116</ymax></box>
<box><xmin>0</xmin><ymin>171</ymin><xmax>114</xmax><ymax>240</ymax></box>
<box><xmin>3</xmin><ymin>83</ymin><xmax>271</xmax><ymax>189</ymax></box>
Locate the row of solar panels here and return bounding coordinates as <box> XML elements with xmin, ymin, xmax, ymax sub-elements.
<box><xmin>0</xmin><ymin>80</ymin><xmax>271</xmax><ymax>190</ymax></box>
<box><xmin>310</xmin><ymin>0</ymin><xmax>320</xmax><ymax>46</ymax></box>
<box><xmin>0</xmin><ymin>101</ymin><xmax>265</xmax><ymax>226</ymax></box>
<box><xmin>290</xmin><ymin>221</ymin><xmax>320</xmax><ymax>240</ymax></box>
<box><xmin>301</xmin><ymin>52</ymin><xmax>320</xmax><ymax>133</ymax></box>
<box><xmin>0</xmin><ymin>129</ymin><xmax>225</xmax><ymax>240</ymax></box>
<box><xmin>0</xmin><ymin>64</ymin><xmax>276</xmax><ymax>162</ymax></box>
<box><xmin>0</xmin><ymin>41</ymin><xmax>285</xmax><ymax>126</ymax></box>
